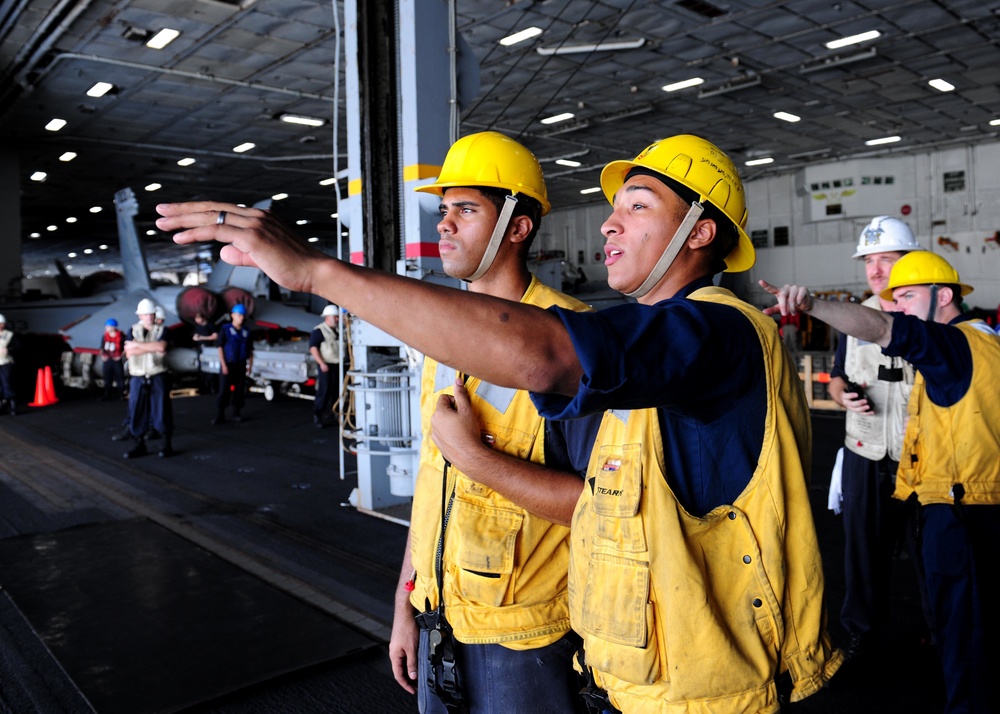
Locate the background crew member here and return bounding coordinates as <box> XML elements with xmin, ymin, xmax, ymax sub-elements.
<box><xmin>391</xmin><ymin>132</ymin><xmax>589</xmax><ymax>713</ymax></box>
<box><xmin>99</xmin><ymin>318</ymin><xmax>126</xmax><ymax>402</ymax></box>
<box><xmin>828</xmin><ymin>216</ymin><xmax>922</xmax><ymax>660</ymax></box>
<box><xmin>764</xmin><ymin>251</ymin><xmax>1000</xmax><ymax>714</ymax></box>
<box><xmin>214</xmin><ymin>303</ymin><xmax>252</xmax><ymax>424</ymax></box>
<box><xmin>308</xmin><ymin>304</ymin><xmax>340</xmax><ymax>428</ymax></box>
<box><xmin>0</xmin><ymin>314</ymin><xmax>19</xmax><ymax>415</ymax></box>
<box><xmin>191</xmin><ymin>312</ymin><xmax>218</xmax><ymax>394</ymax></box>
<box><xmin>123</xmin><ymin>299</ymin><xmax>174</xmax><ymax>458</ymax></box>
<box><xmin>156</xmin><ymin>132</ymin><xmax>843</xmax><ymax>713</ymax></box>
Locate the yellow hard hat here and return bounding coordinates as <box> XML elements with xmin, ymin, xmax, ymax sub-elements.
<box><xmin>600</xmin><ymin>134</ymin><xmax>754</xmax><ymax>272</ymax></box>
<box><xmin>879</xmin><ymin>251</ymin><xmax>973</xmax><ymax>300</ymax></box>
<box><xmin>415</xmin><ymin>131</ymin><xmax>550</xmax><ymax>215</ymax></box>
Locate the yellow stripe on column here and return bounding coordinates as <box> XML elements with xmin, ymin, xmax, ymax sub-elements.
<box><xmin>403</xmin><ymin>164</ymin><xmax>443</xmax><ymax>182</ymax></box>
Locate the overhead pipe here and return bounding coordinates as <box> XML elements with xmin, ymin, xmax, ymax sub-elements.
<box><xmin>32</xmin><ymin>52</ymin><xmax>336</xmax><ymax>102</ymax></box>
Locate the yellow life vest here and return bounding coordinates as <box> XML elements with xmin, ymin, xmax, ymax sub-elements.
<box><xmin>408</xmin><ymin>275</ymin><xmax>591</xmax><ymax>648</ymax></box>
<box><xmin>894</xmin><ymin>320</ymin><xmax>1000</xmax><ymax>505</ymax></box>
<box><xmin>127</xmin><ymin>322</ymin><xmax>167</xmax><ymax>377</ymax></box>
<box><xmin>571</xmin><ymin>287</ymin><xmax>842</xmax><ymax>713</ymax></box>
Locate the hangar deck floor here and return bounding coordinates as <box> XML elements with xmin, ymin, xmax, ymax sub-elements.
<box><xmin>0</xmin><ymin>387</ymin><xmax>944</xmax><ymax>713</ymax></box>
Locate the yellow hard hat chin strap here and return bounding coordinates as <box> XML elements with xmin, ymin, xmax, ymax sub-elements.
<box><xmin>926</xmin><ymin>284</ymin><xmax>939</xmax><ymax>322</ymax></box>
<box><xmin>463</xmin><ymin>194</ymin><xmax>518</xmax><ymax>283</ymax></box>
<box><xmin>626</xmin><ymin>202</ymin><xmax>704</xmax><ymax>299</ymax></box>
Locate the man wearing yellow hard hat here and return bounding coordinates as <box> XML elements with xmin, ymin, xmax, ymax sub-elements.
<box><xmin>156</xmin><ymin>133</ymin><xmax>843</xmax><ymax>712</ymax></box>
<box><xmin>398</xmin><ymin>131</ymin><xmax>591</xmax><ymax>712</ymax></box>
<box><xmin>763</xmin><ymin>251</ymin><xmax>1000</xmax><ymax>714</ymax></box>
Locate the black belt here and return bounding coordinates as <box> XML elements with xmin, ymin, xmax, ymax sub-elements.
<box><xmin>877</xmin><ymin>365</ymin><xmax>904</xmax><ymax>382</ymax></box>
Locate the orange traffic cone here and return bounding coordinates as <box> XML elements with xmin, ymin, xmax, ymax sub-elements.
<box><xmin>42</xmin><ymin>365</ymin><xmax>59</xmax><ymax>405</ymax></box>
<box><xmin>28</xmin><ymin>368</ymin><xmax>50</xmax><ymax>407</ymax></box>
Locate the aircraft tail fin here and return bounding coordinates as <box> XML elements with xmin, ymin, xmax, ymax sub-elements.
<box><xmin>54</xmin><ymin>259</ymin><xmax>79</xmax><ymax>298</ymax></box>
<box><xmin>114</xmin><ymin>188</ymin><xmax>152</xmax><ymax>293</ymax></box>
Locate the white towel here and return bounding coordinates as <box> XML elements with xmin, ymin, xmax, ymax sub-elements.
<box><xmin>828</xmin><ymin>447</ymin><xmax>844</xmax><ymax>515</ymax></box>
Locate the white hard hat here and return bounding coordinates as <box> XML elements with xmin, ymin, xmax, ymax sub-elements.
<box><xmin>154</xmin><ymin>306</ymin><xmax>166</xmax><ymax>319</ymax></box>
<box><xmin>0</xmin><ymin>313</ymin><xmax>6</xmax><ymax>323</ymax></box>
<box><xmin>136</xmin><ymin>298</ymin><xmax>157</xmax><ymax>315</ymax></box>
<box><xmin>853</xmin><ymin>216</ymin><xmax>921</xmax><ymax>258</ymax></box>
<box><xmin>321</xmin><ymin>305</ymin><xmax>338</xmax><ymax>317</ymax></box>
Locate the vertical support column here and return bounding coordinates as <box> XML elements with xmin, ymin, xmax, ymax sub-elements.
<box><xmin>398</xmin><ymin>0</ymin><xmax>455</xmax><ymax>283</ymax></box>
<box><xmin>343</xmin><ymin>0</ymin><xmax>477</xmax><ymax>515</ymax></box>
<box><xmin>0</xmin><ymin>147</ymin><xmax>22</xmax><ymax>298</ymax></box>
<box><xmin>344</xmin><ymin>0</ymin><xmax>400</xmax><ymax>271</ymax></box>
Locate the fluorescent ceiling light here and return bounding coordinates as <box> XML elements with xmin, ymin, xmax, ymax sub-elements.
<box><xmin>30</xmin><ymin>171</ymin><xmax>47</xmax><ymax>182</ymax></box>
<box><xmin>500</xmin><ymin>27</ymin><xmax>542</xmax><ymax>46</ymax></box>
<box><xmin>296</xmin><ymin>219</ymin><xmax>308</xmax><ymax>225</ymax></box>
<box><xmin>59</xmin><ymin>152</ymin><xmax>77</xmax><ymax>162</ymax></box>
<box><xmin>865</xmin><ymin>135</ymin><xmax>901</xmax><ymax>146</ymax></box>
<box><xmin>555</xmin><ymin>159</ymin><xmax>581</xmax><ymax>168</ymax></box>
<box><xmin>825</xmin><ymin>30</ymin><xmax>881</xmax><ymax>49</ymax></box>
<box><xmin>146</xmin><ymin>230</ymin><xmax>157</xmax><ymax>236</ymax></box>
<box><xmin>663</xmin><ymin>77</ymin><xmax>704</xmax><ymax>92</ymax></box>
<box><xmin>319</xmin><ymin>177</ymin><xmax>337</xmax><ymax>186</ymax></box>
<box><xmin>990</xmin><ymin>118</ymin><xmax>1000</xmax><ymax>126</ymax></box>
<box><xmin>144</xmin><ymin>183</ymin><xmax>162</xmax><ymax>191</ymax></box>
<box><xmin>68</xmin><ymin>252</ymin><xmax>77</xmax><ymax>258</ymax></box>
<box><xmin>580</xmin><ymin>187</ymin><xmax>602</xmax><ymax>195</ymax></box>
<box><xmin>272</xmin><ymin>193</ymin><xmax>289</xmax><ymax>200</ymax></box>
<box><xmin>773</xmin><ymin>111</ymin><xmax>801</xmax><ymax>123</ymax></box>
<box><xmin>100</xmin><ymin>244</ymin><xmax>109</xmax><ymax>249</ymax></box>
<box><xmin>66</xmin><ymin>217</ymin><xmax>78</xmax><ymax>223</ymax></box>
<box><xmin>928</xmin><ymin>78</ymin><xmax>955</xmax><ymax>92</ymax></box>
<box><xmin>90</xmin><ymin>206</ymin><xmax>102</xmax><ymax>213</ymax></box>
<box><xmin>177</xmin><ymin>157</ymin><xmax>196</xmax><ymax>166</ymax></box>
<box><xmin>46</xmin><ymin>225</ymin><xmax>58</xmax><ymax>231</ymax></box>
<box><xmin>45</xmin><ymin>118</ymin><xmax>67</xmax><ymax>132</ymax></box>
<box><xmin>541</xmin><ymin>112</ymin><xmax>575</xmax><ymax>125</ymax></box>
<box><xmin>147</xmin><ymin>28</ymin><xmax>180</xmax><ymax>50</ymax></box>
<box><xmin>233</xmin><ymin>142</ymin><xmax>256</xmax><ymax>153</ymax></box>
<box><xmin>536</xmin><ymin>38</ymin><xmax>645</xmax><ymax>55</ymax></box>
<box><xmin>30</xmin><ymin>233</ymin><xmax>40</xmax><ymax>238</ymax></box>
<box><xmin>83</xmin><ymin>248</ymin><xmax>92</xmax><ymax>254</ymax></box>
<box><xmin>279</xmin><ymin>113</ymin><xmax>326</xmax><ymax>127</ymax></box>
<box><xmin>86</xmin><ymin>81</ymin><xmax>114</xmax><ymax>98</ymax></box>
<box><xmin>331</xmin><ymin>213</ymin><xmax>339</xmax><ymax>218</ymax></box>
<box><xmin>307</xmin><ymin>237</ymin><xmax>320</xmax><ymax>243</ymax></box>
<box><xmin>745</xmin><ymin>157</ymin><xmax>774</xmax><ymax>166</ymax></box>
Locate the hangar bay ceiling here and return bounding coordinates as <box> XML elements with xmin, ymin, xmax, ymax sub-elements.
<box><xmin>2</xmin><ymin>0</ymin><xmax>999</xmax><ymax>277</ymax></box>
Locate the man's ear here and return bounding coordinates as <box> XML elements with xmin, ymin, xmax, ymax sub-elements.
<box><xmin>507</xmin><ymin>215</ymin><xmax>534</xmax><ymax>244</ymax></box>
<box><xmin>937</xmin><ymin>285</ymin><xmax>955</xmax><ymax>308</ymax></box>
<box><xmin>687</xmin><ymin>217</ymin><xmax>717</xmax><ymax>251</ymax></box>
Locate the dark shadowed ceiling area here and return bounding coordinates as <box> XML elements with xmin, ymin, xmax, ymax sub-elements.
<box><xmin>3</xmin><ymin>0</ymin><xmax>999</xmax><ymax>278</ymax></box>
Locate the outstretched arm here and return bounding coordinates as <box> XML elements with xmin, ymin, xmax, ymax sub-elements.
<box><xmin>760</xmin><ymin>280</ymin><xmax>894</xmax><ymax>348</ymax></box>
<box><xmin>156</xmin><ymin>202</ymin><xmax>582</xmax><ymax>395</ymax></box>
<box><xmin>431</xmin><ymin>380</ymin><xmax>584</xmax><ymax>526</ymax></box>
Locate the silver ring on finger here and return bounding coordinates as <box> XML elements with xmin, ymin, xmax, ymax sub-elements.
<box><xmin>216</xmin><ymin>210</ymin><xmax>228</xmax><ymax>225</ymax></box>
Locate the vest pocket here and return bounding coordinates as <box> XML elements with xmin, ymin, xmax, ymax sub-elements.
<box><xmin>579</xmin><ymin>552</ymin><xmax>658</xmax><ymax>685</ymax></box>
<box><xmin>591</xmin><ymin>444</ymin><xmax>646</xmax><ymax>553</ymax></box>
<box><xmin>450</xmin><ymin>498</ymin><xmax>522</xmax><ymax>607</ymax></box>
